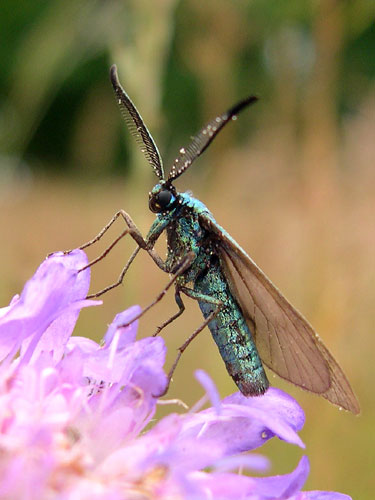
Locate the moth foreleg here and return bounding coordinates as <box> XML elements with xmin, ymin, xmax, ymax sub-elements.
<box><xmin>62</xmin><ymin>210</ymin><xmax>140</xmax><ymax>254</ymax></box>
<box><xmin>85</xmin><ymin>245</ymin><xmax>140</xmax><ymax>298</ymax></box>
<box><xmin>62</xmin><ymin>209</ymin><xmax>167</xmax><ymax>272</ymax></box>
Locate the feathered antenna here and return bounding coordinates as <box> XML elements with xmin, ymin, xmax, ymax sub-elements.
<box><xmin>167</xmin><ymin>96</ymin><xmax>258</xmax><ymax>182</ymax></box>
<box><xmin>110</xmin><ymin>65</ymin><xmax>164</xmax><ymax>180</ymax></box>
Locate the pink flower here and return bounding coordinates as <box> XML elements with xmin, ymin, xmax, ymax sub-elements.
<box><xmin>0</xmin><ymin>251</ymin><xmax>351</xmax><ymax>499</ymax></box>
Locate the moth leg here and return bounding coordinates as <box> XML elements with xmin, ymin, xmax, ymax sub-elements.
<box><xmin>153</xmin><ymin>285</ymin><xmax>223</xmax><ymax>337</ymax></box>
<box><xmin>67</xmin><ymin>209</ymin><xmax>171</xmax><ymax>298</ymax></box>
<box><xmin>155</xmin><ymin>291</ymin><xmax>223</xmax><ymax>398</ymax></box>
<box><xmin>85</xmin><ymin>245</ymin><xmax>140</xmax><ymax>298</ymax></box>
<box><xmin>76</xmin><ymin>210</ymin><xmax>146</xmax><ymax>251</ymax></box>
<box><xmin>63</xmin><ymin>209</ymin><xmax>167</xmax><ymax>272</ymax></box>
<box><xmin>77</xmin><ymin>211</ymin><xmax>133</xmax><ymax>251</ymax></box>
<box><xmin>156</xmin><ymin>306</ymin><xmax>222</xmax><ymax>398</ymax></box>
<box><xmin>120</xmin><ymin>252</ymin><xmax>195</xmax><ymax>327</ymax></box>
<box><xmin>179</xmin><ymin>287</ymin><xmax>222</xmax><ymax>306</ymax></box>
<box><xmin>79</xmin><ymin>228</ymin><xmax>134</xmax><ymax>274</ymax></box>
<box><xmin>84</xmin><ymin>242</ymin><xmax>166</xmax><ymax>299</ymax></box>
<box><xmin>60</xmin><ymin>210</ymin><xmax>134</xmax><ymax>256</ymax></box>
<box><xmin>152</xmin><ymin>290</ymin><xmax>185</xmax><ymax>337</ymax></box>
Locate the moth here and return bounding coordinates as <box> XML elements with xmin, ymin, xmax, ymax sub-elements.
<box><xmin>85</xmin><ymin>65</ymin><xmax>359</xmax><ymax>414</ymax></box>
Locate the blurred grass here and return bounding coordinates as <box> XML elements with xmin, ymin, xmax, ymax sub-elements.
<box><xmin>0</xmin><ymin>0</ymin><xmax>374</xmax><ymax>498</ymax></box>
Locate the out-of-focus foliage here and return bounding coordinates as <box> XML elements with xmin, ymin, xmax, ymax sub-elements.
<box><xmin>0</xmin><ymin>0</ymin><xmax>374</xmax><ymax>178</ymax></box>
<box><xmin>0</xmin><ymin>2</ymin><xmax>374</xmax><ymax>499</ymax></box>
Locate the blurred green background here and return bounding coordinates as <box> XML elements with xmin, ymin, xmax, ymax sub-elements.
<box><xmin>0</xmin><ymin>1</ymin><xmax>374</xmax><ymax>497</ymax></box>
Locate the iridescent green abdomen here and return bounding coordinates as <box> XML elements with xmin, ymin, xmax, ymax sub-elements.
<box><xmin>195</xmin><ymin>257</ymin><xmax>269</xmax><ymax>396</ymax></box>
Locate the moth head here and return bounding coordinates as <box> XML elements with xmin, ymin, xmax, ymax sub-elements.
<box><xmin>149</xmin><ymin>182</ymin><xmax>178</xmax><ymax>214</ymax></box>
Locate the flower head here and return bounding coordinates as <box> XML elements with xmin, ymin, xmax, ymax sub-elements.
<box><xmin>0</xmin><ymin>251</ymin><xmax>352</xmax><ymax>499</ymax></box>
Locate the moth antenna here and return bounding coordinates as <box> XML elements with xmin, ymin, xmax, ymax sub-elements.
<box><xmin>110</xmin><ymin>65</ymin><xmax>165</xmax><ymax>180</ymax></box>
<box><xmin>168</xmin><ymin>95</ymin><xmax>258</xmax><ymax>182</ymax></box>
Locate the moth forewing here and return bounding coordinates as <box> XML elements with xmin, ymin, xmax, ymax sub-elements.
<box><xmin>200</xmin><ymin>212</ymin><xmax>360</xmax><ymax>414</ymax></box>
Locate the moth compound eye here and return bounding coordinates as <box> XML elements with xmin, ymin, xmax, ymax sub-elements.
<box><xmin>149</xmin><ymin>189</ymin><xmax>175</xmax><ymax>213</ymax></box>
<box><xmin>157</xmin><ymin>190</ymin><xmax>173</xmax><ymax>208</ymax></box>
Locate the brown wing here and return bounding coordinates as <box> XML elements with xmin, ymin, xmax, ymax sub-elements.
<box><xmin>201</xmin><ymin>213</ymin><xmax>360</xmax><ymax>414</ymax></box>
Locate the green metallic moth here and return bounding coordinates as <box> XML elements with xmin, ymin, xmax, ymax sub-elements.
<box><xmin>83</xmin><ymin>65</ymin><xmax>359</xmax><ymax>415</ymax></box>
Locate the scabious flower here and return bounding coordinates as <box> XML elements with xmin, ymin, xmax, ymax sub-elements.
<box><xmin>0</xmin><ymin>250</ymin><xmax>351</xmax><ymax>499</ymax></box>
